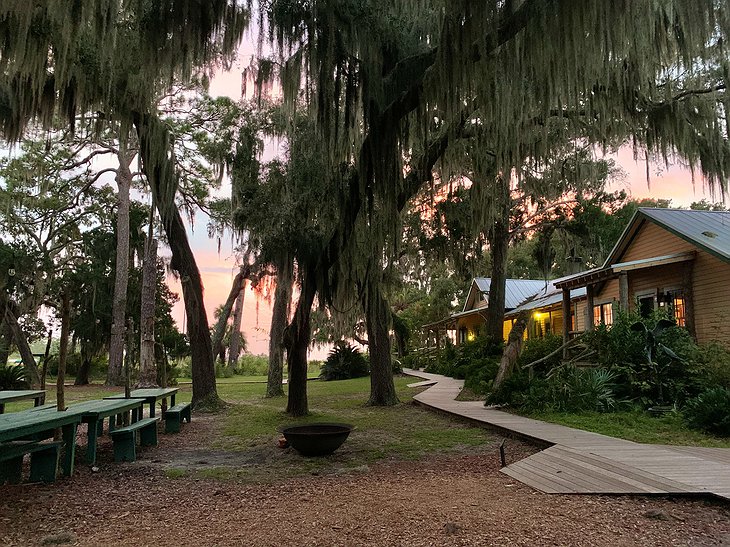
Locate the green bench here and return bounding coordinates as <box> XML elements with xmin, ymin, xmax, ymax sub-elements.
<box><xmin>110</xmin><ymin>416</ymin><xmax>160</xmax><ymax>462</ymax></box>
<box><xmin>0</xmin><ymin>440</ymin><xmax>63</xmax><ymax>484</ymax></box>
<box><xmin>164</xmin><ymin>402</ymin><xmax>192</xmax><ymax>433</ymax></box>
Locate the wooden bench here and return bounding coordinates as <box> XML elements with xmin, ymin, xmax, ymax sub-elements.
<box><xmin>109</xmin><ymin>416</ymin><xmax>160</xmax><ymax>462</ymax></box>
<box><xmin>164</xmin><ymin>402</ymin><xmax>192</xmax><ymax>434</ymax></box>
<box><xmin>0</xmin><ymin>440</ymin><xmax>63</xmax><ymax>484</ymax></box>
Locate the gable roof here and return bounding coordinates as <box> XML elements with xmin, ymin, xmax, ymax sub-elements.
<box><xmin>606</xmin><ymin>208</ymin><xmax>730</xmax><ymax>266</ymax></box>
<box><xmin>464</xmin><ymin>277</ymin><xmax>549</xmax><ymax>312</ymax></box>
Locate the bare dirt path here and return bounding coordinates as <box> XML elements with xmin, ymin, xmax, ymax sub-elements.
<box><xmin>1</xmin><ymin>420</ymin><xmax>729</xmax><ymax>547</ymax></box>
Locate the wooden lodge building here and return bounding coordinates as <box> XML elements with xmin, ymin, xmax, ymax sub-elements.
<box><xmin>428</xmin><ymin>208</ymin><xmax>730</xmax><ymax>349</ymax></box>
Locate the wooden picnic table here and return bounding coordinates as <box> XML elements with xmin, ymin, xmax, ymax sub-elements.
<box><xmin>0</xmin><ymin>390</ymin><xmax>46</xmax><ymax>413</ymax></box>
<box><xmin>0</xmin><ymin>406</ymin><xmax>84</xmax><ymax>477</ymax></box>
<box><xmin>50</xmin><ymin>399</ymin><xmax>146</xmax><ymax>466</ymax></box>
<box><xmin>105</xmin><ymin>387</ymin><xmax>178</xmax><ymax>418</ymax></box>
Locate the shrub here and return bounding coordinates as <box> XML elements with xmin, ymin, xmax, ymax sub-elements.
<box><xmin>215</xmin><ymin>362</ymin><xmax>235</xmax><ymax>378</ymax></box>
<box><xmin>319</xmin><ymin>342</ymin><xmax>369</xmax><ymax>381</ymax></box>
<box><xmin>684</xmin><ymin>387</ymin><xmax>730</xmax><ymax>436</ymax></box>
<box><xmin>234</xmin><ymin>354</ymin><xmax>269</xmax><ymax>376</ymax></box>
<box><xmin>517</xmin><ymin>334</ymin><xmax>563</xmax><ymax>374</ymax></box>
<box><xmin>0</xmin><ymin>363</ymin><xmax>28</xmax><ymax>389</ymax></box>
<box><xmin>693</xmin><ymin>343</ymin><xmax>730</xmax><ymax>391</ymax></box>
<box><xmin>584</xmin><ymin>310</ymin><xmax>702</xmax><ymax>407</ymax></box>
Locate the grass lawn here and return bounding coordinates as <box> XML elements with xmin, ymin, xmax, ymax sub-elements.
<box><xmin>184</xmin><ymin>375</ymin><xmax>495</xmax><ymax>482</ymax></box>
<box><xmin>525</xmin><ymin>409</ymin><xmax>730</xmax><ymax>448</ymax></box>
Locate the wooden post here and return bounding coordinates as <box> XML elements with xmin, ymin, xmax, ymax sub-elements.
<box><xmin>585</xmin><ymin>284</ymin><xmax>595</xmax><ymax>331</ymax></box>
<box><xmin>562</xmin><ymin>288</ymin><xmax>571</xmax><ymax>358</ymax></box>
<box><xmin>619</xmin><ymin>272</ymin><xmax>629</xmax><ymax>311</ymax></box>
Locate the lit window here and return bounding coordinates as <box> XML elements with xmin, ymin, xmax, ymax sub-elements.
<box><xmin>673</xmin><ymin>295</ymin><xmax>686</xmax><ymax>327</ymax></box>
<box><xmin>593</xmin><ymin>303</ymin><xmax>613</xmax><ymax>326</ymax></box>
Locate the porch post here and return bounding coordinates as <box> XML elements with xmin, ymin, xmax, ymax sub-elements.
<box><xmin>562</xmin><ymin>288</ymin><xmax>571</xmax><ymax>358</ymax></box>
<box><xmin>619</xmin><ymin>272</ymin><xmax>629</xmax><ymax>311</ymax></box>
<box><xmin>585</xmin><ymin>284</ymin><xmax>595</xmax><ymax>331</ymax></box>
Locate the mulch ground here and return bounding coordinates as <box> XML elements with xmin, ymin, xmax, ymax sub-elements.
<box><xmin>1</xmin><ymin>417</ymin><xmax>729</xmax><ymax>546</ymax></box>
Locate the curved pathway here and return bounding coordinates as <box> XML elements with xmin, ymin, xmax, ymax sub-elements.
<box><xmin>404</xmin><ymin>369</ymin><xmax>730</xmax><ymax>501</ymax></box>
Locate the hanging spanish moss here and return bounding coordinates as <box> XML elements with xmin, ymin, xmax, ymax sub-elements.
<box><xmin>0</xmin><ymin>1</ymin><xmax>250</xmax><ymax>140</ymax></box>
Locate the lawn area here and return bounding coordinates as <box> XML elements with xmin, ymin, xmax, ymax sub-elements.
<box><xmin>166</xmin><ymin>375</ymin><xmax>495</xmax><ymax>482</ymax></box>
<box><xmin>524</xmin><ymin>409</ymin><xmax>730</xmax><ymax>448</ymax></box>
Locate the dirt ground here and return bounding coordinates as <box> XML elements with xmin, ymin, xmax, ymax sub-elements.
<box><xmin>1</xmin><ymin>417</ymin><xmax>729</xmax><ymax>546</ymax></box>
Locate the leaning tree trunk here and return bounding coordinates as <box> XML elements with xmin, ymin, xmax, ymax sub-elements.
<box><xmin>211</xmin><ymin>266</ymin><xmax>248</xmax><ymax>362</ymax></box>
<box><xmin>3</xmin><ymin>303</ymin><xmax>41</xmax><ymax>387</ymax></box>
<box><xmin>137</xmin><ymin>238</ymin><xmax>159</xmax><ymax>387</ymax></box>
<box><xmin>40</xmin><ymin>329</ymin><xmax>52</xmax><ymax>390</ymax></box>
<box><xmin>57</xmin><ymin>291</ymin><xmax>71</xmax><ymax>411</ymax></box>
<box><xmin>134</xmin><ymin>112</ymin><xmax>218</xmax><ymax>409</ymax></box>
<box><xmin>227</xmin><ymin>282</ymin><xmax>246</xmax><ymax>369</ymax></box>
<box><xmin>363</xmin><ymin>277</ymin><xmax>398</xmax><ymax>406</ymax></box>
<box><xmin>107</xmin><ymin>145</ymin><xmax>135</xmax><ymax>386</ymax></box>
<box><xmin>284</xmin><ymin>272</ymin><xmax>317</xmax><ymax>417</ymax></box>
<box><xmin>484</xmin><ymin>177</ymin><xmax>511</xmax><ymax>344</ymax></box>
<box><xmin>492</xmin><ymin>310</ymin><xmax>530</xmax><ymax>394</ymax></box>
<box><xmin>267</xmin><ymin>258</ymin><xmax>292</xmax><ymax>398</ymax></box>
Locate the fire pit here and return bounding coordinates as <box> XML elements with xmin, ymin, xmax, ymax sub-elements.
<box><xmin>278</xmin><ymin>423</ymin><xmax>354</xmax><ymax>456</ymax></box>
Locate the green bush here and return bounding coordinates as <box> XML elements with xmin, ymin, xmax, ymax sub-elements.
<box><xmin>488</xmin><ymin>366</ymin><xmax>621</xmax><ymax>413</ymax></box>
<box><xmin>422</xmin><ymin>336</ymin><xmax>503</xmax><ymax>395</ymax></box>
<box><xmin>0</xmin><ymin>363</ymin><xmax>28</xmax><ymax>389</ymax></box>
<box><xmin>693</xmin><ymin>343</ymin><xmax>730</xmax><ymax>390</ymax></box>
<box><xmin>215</xmin><ymin>362</ymin><xmax>236</xmax><ymax>378</ymax></box>
<box><xmin>584</xmin><ymin>310</ymin><xmax>702</xmax><ymax>407</ymax></box>
<box><xmin>234</xmin><ymin>354</ymin><xmax>269</xmax><ymax>376</ymax></box>
<box><xmin>319</xmin><ymin>342</ymin><xmax>369</xmax><ymax>381</ymax></box>
<box><xmin>684</xmin><ymin>387</ymin><xmax>730</xmax><ymax>436</ymax></box>
<box><xmin>517</xmin><ymin>334</ymin><xmax>563</xmax><ymax>374</ymax></box>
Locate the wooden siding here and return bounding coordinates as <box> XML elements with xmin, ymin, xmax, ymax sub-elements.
<box><xmin>597</xmin><ymin>221</ymin><xmax>730</xmax><ymax>346</ymax></box>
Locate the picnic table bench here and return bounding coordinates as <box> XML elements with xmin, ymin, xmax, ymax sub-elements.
<box><xmin>0</xmin><ymin>390</ymin><xmax>46</xmax><ymax>413</ymax></box>
<box><xmin>110</xmin><ymin>416</ymin><xmax>161</xmax><ymax>462</ymax></box>
<box><xmin>105</xmin><ymin>387</ymin><xmax>178</xmax><ymax>418</ymax></box>
<box><xmin>164</xmin><ymin>402</ymin><xmax>192</xmax><ymax>433</ymax></box>
<box><xmin>0</xmin><ymin>407</ymin><xmax>84</xmax><ymax>482</ymax></box>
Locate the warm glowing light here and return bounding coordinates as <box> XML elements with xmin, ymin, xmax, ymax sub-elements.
<box><xmin>533</xmin><ymin>312</ymin><xmax>544</xmax><ymax>320</ymax></box>
<box><xmin>467</xmin><ymin>331</ymin><xmax>476</xmax><ymax>341</ymax></box>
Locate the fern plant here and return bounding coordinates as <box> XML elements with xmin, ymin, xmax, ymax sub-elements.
<box><xmin>0</xmin><ymin>363</ymin><xmax>28</xmax><ymax>390</ymax></box>
<box><xmin>319</xmin><ymin>342</ymin><xmax>369</xmax><ymax>381</ymax></box>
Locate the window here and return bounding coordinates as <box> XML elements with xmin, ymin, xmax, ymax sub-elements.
<box><xmin>659</xmin><ymin>289</ymin><xmax>686</xmax><ymax>327</ymax></box>
<box><xmin>593</xmin><ymin>302</ymin><xmax>613</xmax><ymax>326</ymax></box>
<box><xmin>638</xmin><ymin>295</ymin><xmax>655</xmax><ymax>318</ymax></box>
<box><xmin>458</xmin><ymin>328</ymin><xmax>467</xmax><ymax>344</ymax></box>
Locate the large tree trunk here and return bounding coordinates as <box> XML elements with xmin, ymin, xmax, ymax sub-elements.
<box><xmin>363</xmin><ymin>277</ymin><xmax>398</xmax><ymax>406</ymax></box>
<box><xmin>137</xmin><ymin>238</ymin><xmax>159</xmax><ymax>387</ymax></box>
<box><xmin>267</xmin><ymin>258</ymin><xmax>292</xmax><ymax>398</ymax></box>
<box><xmin>74</xmin><ymin>344</ymin><xmax>91</xmax><ymax>386</ymax></box>
<box><xmin>211</xmin><ymin>266</ymin><xmax>247</xmax><ymax>362</ymax></box>
<box><xmin>0</xmin><ymin>319</ymin><xmax>11</xmax><ymax>367</ymax></box>
<box><xmin>3</xmin><ymin>303</ymin><xmax>41</xmax><ymax>387</ymax></box>
<box><xmin>57</xmin><ymin>291</ymin><xmax>71</xmax><ymax>411</ymax></box>
<box><xmin>134</xmin><ymin>112</ymin><xmax>219</xmax><ymax>409</ymax></box>
<box><xmin>484</xmin><ymin>175</ymin><xmax>511</xmax><ymax>343</ymax></box>
<box><xmin>492</xmin><ymin>310</ymin><xmax>529</xmax><ymax>394</ymax></box>
<box><xmin>227</xmin><ymin>282</ymin><xmax>245</xmax><ymax>369</ymax></box>
<box><xmin>107</xmin><ymin>144</ymin><xmax>135</xmax><ymax>386</ymax></box>
<box><xmin>284</xmin><ymin>272</ymin><xmax>317</xmax><ymax>416</ymax></box>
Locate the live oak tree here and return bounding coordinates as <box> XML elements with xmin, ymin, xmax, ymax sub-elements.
<box><xmin>0</xmin><ymin>1</ymin><xmax>249</xmax><ymax>408</ymax></box>
<box><xmin>253</xmin><ymin>0</ymin><xmax>729</xmax><ymax>413</ymax></box>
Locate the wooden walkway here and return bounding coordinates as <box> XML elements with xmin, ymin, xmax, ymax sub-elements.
<box><xmin>404</xmin><ymin>369</ymin><xmax>730</xmax><ymax>501</ymax></box>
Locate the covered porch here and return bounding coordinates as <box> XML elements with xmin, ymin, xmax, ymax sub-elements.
<box><xmin>554</xmin><ymin>251</ymin><xmax>696</xmax><ymax>348</ymax></box>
